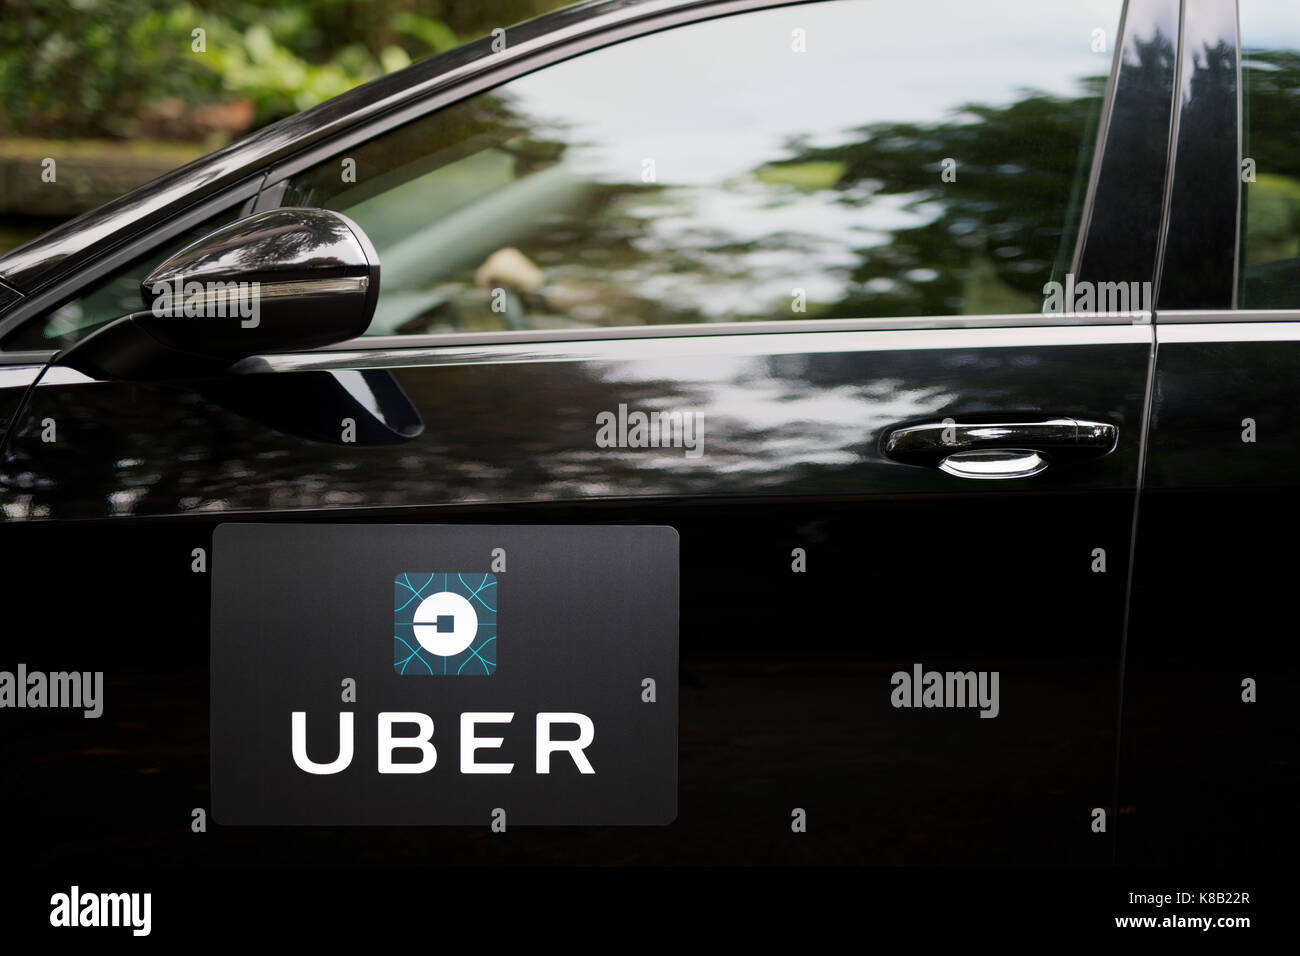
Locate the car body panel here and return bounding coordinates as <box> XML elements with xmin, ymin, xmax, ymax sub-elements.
<box><xmin>18</xmin><ymin>0</ymin><xmax>1293</xmax><ymax>870</ymax></box>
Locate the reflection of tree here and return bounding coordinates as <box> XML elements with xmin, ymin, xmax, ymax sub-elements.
<box><xmin>286</xmin><ymin>38</ymin><xmax>1189</xmax><ymax>332</ymax></box>
<box><xmin>519</xmin><ymin>74</ymin><xmax>1117</xmax><ymax>323</ymax></box>
<box><xmin>763</xmin><ymin>81</ymin><xmax>1110</xmax><ymax>316</ymax></box>
<box><xmin>1161</xmin><ymin>37</ymin><xmax>1237</xmax><ymax>308</ymax></box>
<box><xmin>1239</xmin><ymin>48</ymin><xmax>1300</xmax><ymax>306</ymax></box>
<box><xmin>287</xmin><ymin>92</ymin><xmax>560</xmax><ymax>210</ymax></box>
<box><xmin>1077</xmin><ymin>29</ymin><xmax>1177</xmax><ymax>288</ymax></box>
<box><xmin>3</xmin><ymin>332</ymin><xmax>1150</xmax><ymax>520</ymax></box>
<box><xmin>1242</xmin><ymin>49</ymin><xmax>1300</xmax><ymax>177</ymax></box>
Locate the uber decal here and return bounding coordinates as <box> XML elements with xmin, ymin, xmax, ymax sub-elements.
<box><xmin>210</xmin><ymin>524</ymin><xmax>678</xmax><ymax>825</ymax></box>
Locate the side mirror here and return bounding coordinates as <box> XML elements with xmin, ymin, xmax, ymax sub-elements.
<box><xmin>56</xmin><ymin>207</ymin><xmax>380</xmax><ymax>380</ymax></box>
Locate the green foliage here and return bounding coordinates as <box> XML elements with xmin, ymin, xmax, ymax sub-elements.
<box><xmin>390</xmin><ymin>12</ymin><xmax>461</xmax><ymax>55</ymax></box>
<box><xmin>201</xmin><ymin>21</ymin><xmax>402</xmax><ymax>121</ymax></box>
<box><xmin>0</xmin><ymin>1</ymin><xmax>570</xmax><ymax>139</ymax></box>
<box><xmin>1</xmin><ymin>1</ymin><xmax>217</xmax><ymax>137</ymax></box>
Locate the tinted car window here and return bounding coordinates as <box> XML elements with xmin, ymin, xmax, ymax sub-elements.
<box><xmin>283</xmin><ymin>0</ymin><xmax>1122</xmax><ymax>337</ymax></box>
<box><xmin>4</xmin><ymin>207</ymin><xmax>242</xmax><ymax>350</ymax></box>
<box><xmin>1239</xmin><ymin>0</ymin><xmax>1300</xmax><ymax>308</ymax></box>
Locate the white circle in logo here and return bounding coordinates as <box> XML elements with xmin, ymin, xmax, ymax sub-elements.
<box><xmin>412</xmin><ymin>591</ymin><xmax>479</xmax><ymax>657</ymax></box>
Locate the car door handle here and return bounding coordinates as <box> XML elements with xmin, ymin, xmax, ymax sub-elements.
<box><xmin>882</xmin><ymin>417</ymin><xmax>1117</xmax><ymax>480</ymax></box>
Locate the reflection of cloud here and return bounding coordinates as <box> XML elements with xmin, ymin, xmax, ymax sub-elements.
<box><xmin>514</xmin><ymin>0</ymin><xmax>1122</xmax><ymax>185</ymax></box>
<box><xmin>597</xmin><ymin>354</ymin><xmax>953</xmax><ymax>479</ymax></box>
<box><xmin>617</xmin><ymin>179</ymin><xmax>931</xmax><ymax>319</ymax></box>
<box><xmin>1242</xmin><ymin>0</ymin><xmax>1300</xmax><ymax>49</ymax></box>
<box><xmin>1243</xmin><ymin>3</ymin><xmax>1300</xmax><ymax>62</ymax></box>
<box><xmin>5</xmin><ymin>324</ymin><xmax>1136</xmax><ymax>520</ymax></box>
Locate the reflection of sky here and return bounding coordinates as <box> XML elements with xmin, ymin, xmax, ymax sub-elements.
<box><xmin>494</xmin><ymin>0</ymin><xmax>1123</xmax><ymax>321</ymax></box>
<box><xmin>512</xmin><ymin>0</ymin><xmax>1123</xmax><ymax>185</ymax></box>
<box><xmin>1241</xmin><ymin>0</ymin><xmax>1300</xmax><ymax>53</ymax></box>
<box><xmin>621</xmin><ymin>179</ymin><xmax>906</xmax><ymax>315</ymax></box>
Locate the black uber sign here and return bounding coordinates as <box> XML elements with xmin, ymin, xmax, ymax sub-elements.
<box><xmin>210</xmin><ymin>524</ymin><xmax>678</xmax><ymax>825</ymax></box>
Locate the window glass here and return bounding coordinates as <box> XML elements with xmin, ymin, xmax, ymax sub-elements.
<box><xmin>5</xmin><ymin>207</ymin><xmax>242</xmax><ymax>350</ymax></box>
<box><xmin>284</xmin><ymin>0</ymin><xmax>1122</xmax><ymax>337</ymax></box>
<box><xmin>1239</xmin><ymin>0</ymin><xmax>1300</xmax><ymax>308</ymax></box>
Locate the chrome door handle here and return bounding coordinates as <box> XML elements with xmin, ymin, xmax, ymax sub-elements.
<box><xmin>882</xmin><ymin>417</ymin><xmax>1117</xmax><ymax>480</ymax></box>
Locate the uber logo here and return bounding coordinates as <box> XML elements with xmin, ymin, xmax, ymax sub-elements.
<box><xmin>395</xmin><ymin>572</ymin><xmax>496</xmax><ymax>675</ymax></box>
<box><xmin>290</xmin><ymin>711</ymin><xmax>596</xmax><ymax>775</ymax></box>
<box><xmin>211</xmin><ymin>524</ymin><xmax>678</xmax><ymax>825</ymax></box>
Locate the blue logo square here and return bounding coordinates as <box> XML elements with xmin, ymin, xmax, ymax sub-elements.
<box><xmin>394</xmin><ymin>572</ymin><xmax>497</xmax><ymax>675</ymax></box>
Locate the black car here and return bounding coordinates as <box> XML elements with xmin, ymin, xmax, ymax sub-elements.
<box><xmin>0</xmin><ymin>0</ymin><xmax>1293</xmax><ymax>890</ymax></box>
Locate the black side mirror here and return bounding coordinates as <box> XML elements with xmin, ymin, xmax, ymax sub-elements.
<box><xmin>56</xmin><ymin>207</ymin><xmax>380</xmax><ymax>380</ymax></box>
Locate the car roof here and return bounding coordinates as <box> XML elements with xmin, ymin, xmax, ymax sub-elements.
<box><xmin>0</xmin><ymin>0</ymin><xmax>725</xmax><ymax>298</ymax></box>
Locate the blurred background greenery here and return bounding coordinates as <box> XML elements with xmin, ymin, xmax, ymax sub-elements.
<box><xmin>0</xmin><ymin>0</ymin><xmax>573</xmax><ymax>253</ymax></box>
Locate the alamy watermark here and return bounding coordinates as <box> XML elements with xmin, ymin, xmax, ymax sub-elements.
<box><xmin>149</xmin><ymin>277</ymin><xmax>260</xmax><ymax>328</ymax></box>
<box><xmin>1042</xmin><ymin>273</ymin><xmax>1151</xmax><ymax>321</ymax></box>
<box><xmin>50</xmin><ymin>886</ymin><xmax>150</xmax><ymax>936</ymax></box>
<box><xmin>595</xmin><ymin>403</ymin><xmax>705</xmax><ymax>459</ymax></box>
<box><xmin>0</xmin><ymin>664</ymin><xmax>103</xmax><ymax>718</ymax></box>
<box><xmin>891</xmin><ymin>663</ymin><xmax>1000</xmax><ymax>718</ymax></box>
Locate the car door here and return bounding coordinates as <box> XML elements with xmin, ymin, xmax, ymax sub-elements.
<box><xmin>0</xmin><ymin>0</ymin><xmax>1170</xmax><ymax>865</ymax></box>
<box><xmin>1119</xmin><ymin>0</ymin><xmax>1300</xmax><ymax>864</ymax></box>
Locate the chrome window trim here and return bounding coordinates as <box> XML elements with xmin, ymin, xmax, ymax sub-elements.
<box><xmin>0</xmin><ymin>365</ymin><xmax>46</xmax><ymax>389</ymax></box>
<box><xmin>1157</xmin><ymin>308</ymin><xmax>1300</xmax><ymax>322</ymax></box>
<box><xmin>240</xmin><ymin>324</ymin><xmax>1155</xmax><ymax>375</ymax></box>
<box><xmin>1231</xmin><ymin>0</ymin><xmax>1244</xmax><ymax>309</ymax></box>
<box><xmin>316</xmin><ymin>311</ymin><xmax>1151</xmax><ymax>353</ymax></box>
<box><xmin>1156</xmin><ymin>319</ymin><xmax>1300</xmax><ymax>342</ymax></box>
<box><xmin>32</xmin><ymin>322</ymin><xmax>1154</xmax><ymax>386</ymax></box>
<box><xmin>31</xmin><ymin>309</ymin><xmax>1300</xmax><ymax>385</ymax></box>
<box><xmin>0</xmin><ymin>349</ymin><xmax>55</xmax><ymax>366</ymax></box>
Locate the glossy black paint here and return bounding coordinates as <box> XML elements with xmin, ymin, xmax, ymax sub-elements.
<box><xmin>139</xmin><ymin>208</ymin><xmax>380</xmax><ymax>359</ymax></box>
<box><xmin>0</xmin><ymin>369</ymin><xmax>33</xmax><ymax>447</ymax></box>
<box><xmin>1119</xmin><ymin>334</ymin><xmax>1300</xmax><ymax>863</ymax></box>
<box><xmin>144</xmin><ymin>207</ymin><xmax>375</xmax><ymax>303</ymax></box>
<box><xmin>199</xmin><ymin>368</ymin><xmax>424</xmax><ymax>446</ymax></box>
<box><xmin>1144</xmin><ymin>337</ymin><xmax>1300</xmax><ymax>488</ymax></box>
<box><xmin>51</xmin><ymin>208</ymin><xmax>382</xmax><ymax>380</ymax></box>
<box><xmin>1075</xmin><ymin>0</ymin><xmax>1180</xmax><ymax>292</ymax></box>
<box><xmin>0</xmin><ymin>488</ymin><xmax>1135</xmax><ymax>865</ymax></box>
<box><xmin>2</xmin><ymin>339</ymin><xmax>1149</xmax><ymax>519</ymax></box>
<box><xmin>0</xmin><ymin>312</ymin><xmax>1152</xmax><ymax>867</ymax></box>
<box><xmin>1156</xmin><ymin>0</ymin><xmax>1240</xmax><ymax>309</ymax></box>
<box><xmin>52</xmin><ymin>312</ymin><xmax>236</xmax><ymax>382</ymax></box>
<box><xmin>0</xmin><ymin>277</ymin><xmax>19</xmax><ymax>311</ymax></box>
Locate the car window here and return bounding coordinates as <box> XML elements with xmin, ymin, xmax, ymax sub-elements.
<box><xmin>4</xmin><ymin>206</ymin><xmax>243</xmax><ymax>350</ymax></box>
<box><xmin>282</xmin><ymin>0</ymin><xmax>1123</xmax><ymax>338</ymax></box>
<box><xmin>1239</xmin><ymin>0</ymin><xmax>1300</xmax><ymax>308</ymax></box>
